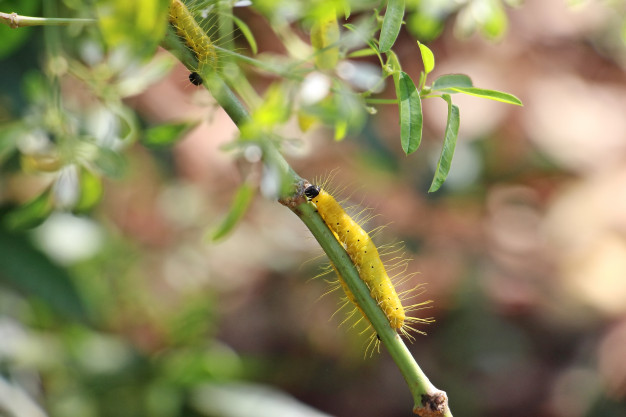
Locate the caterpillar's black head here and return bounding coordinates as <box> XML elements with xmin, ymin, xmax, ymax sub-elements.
<box><xmin>304</xmin><ymin>184</ymin><xmax>320</xmax><ymax>200</ymax></box>
<box><xmin>189</xmin><ymin>72</ymin><xmax>203</xmax><ymax>86</ymax></box>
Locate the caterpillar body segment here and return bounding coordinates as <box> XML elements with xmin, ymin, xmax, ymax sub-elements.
<box><xmin>168</xmin><ymin>0</ymin><xmax>218</xmax><ymax>75</ymax></box>
<box><xmin>305</xmin><ymin>184</ymin><xmax>408</xmax><ymax>332</ymax></box>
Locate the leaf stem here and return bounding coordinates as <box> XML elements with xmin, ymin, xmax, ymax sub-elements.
<box><xmin>364</xmin><ymin>98</ymin><xmax>399</xmax><ymax>104</ymax></box>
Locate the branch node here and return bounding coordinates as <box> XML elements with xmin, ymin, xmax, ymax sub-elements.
<box><xmin>414</xmin><ymin>391</ymin><xmax>449</xmax><ymax>417</ymax></box>
<box><xmin>10</xmin><ymin>12</ymin><xmax>19</xmax><ymax>29</ymax></box>
<box><xmin>278</xmin><ymin>179</ymin><xmax>309</xmax><ymax>210</ymax></box>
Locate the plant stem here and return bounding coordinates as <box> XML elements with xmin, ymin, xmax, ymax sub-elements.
<box><xmin>161</xmin><ymin>7</ymin><xmax>452</xmax><ymax>416</ymax></box>
<box><xmin>364</xmin><ymin>98</ymin><xmax>399</xmax><ymax>104</ymax></box>
<box><xmin>0</xmin><ymin>12</ymin><xmax>94</xmax><ymax>28</ymax></box>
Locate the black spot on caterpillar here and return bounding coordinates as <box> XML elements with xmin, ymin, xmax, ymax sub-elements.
<box><xmin>188</xmin><ymin>71</ymin><xmax>203</xmax><ymax>86</ymax></box>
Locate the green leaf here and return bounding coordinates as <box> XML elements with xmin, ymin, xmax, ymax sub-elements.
<box><xmin>347</xmin><ymin>48</ymin><xmax>379</xmax><ymax>58</ymax></box>
<box><xmin>4</xmin><ymin>188</ymin><xmax>54</xmax><ymax>231</ymax></box>
<box><xmin>310</xmin><ymin>8</ymin><xmax>340</xmax><ymax>70</ymax></box>
<box><xmin>142</xmin><ymin>121</ymin><xmax>197</xmax><ymax>147</ymax></box>
<box><xmin>378</xmin><ymin>0</ymin><xmax>405</xmax><ymax>53</ymax></box>
<box><xmin>480</xmin><ymin>0</ymin><xmax>508</xmax><ymax>40</ymax></box>
<box><xmin>429</xmin><ymin>95</ymin><xmax>460</xmax><ymax>192</ymax></box>
<box><xmin>334</xmin><ymin>119</ymin><xmax>347</xmax><ymax>141</ymax></box>
<box><xmin>431</xmin><ymin>74</ymin><xmax>473</xmax><ymax>91</ymax></box>
<box><xmin>449</xmin><ymin>87</ymin><xmax>523</xmax><ymax>105</ymax></box>
<box><xmin>396</xmin><ymin>71</ymin><xmax>422</xmax><ymax>155</ymax></box>
<box><xmin>93</xmin><ymin>147</ymin><xmax>127</xmax><ymax>178</ymax></box>
<box><xmin>74</xmin><ymin>168</ymin><xmax>103</xmax><ymax>213</ymax></box>
<box><xmin>406</xmin><ymin>12</ymin><xmax>444</xmax><ymax>43</ymax></box>
<box><xmin>0</xmin><ymin>228</ymin><xmax>89</xmax><ymax>321</ymax></box>
<box><xmin>252</xmin><ymin>83</ymin><xmax>291</xmax><ymax>127</ymax></box>
<box><xmin>344</xmin><ymin>23</ymin><xmax>382</xmax><ymax>63</ymax></box>
<box><xmin>0</xmin><ymin>122</ymin><xmax>21</xmax><ymax>165</ymax></box>
<box><xmin>232</xmin><ymin>15</ymin><xmax>258</xmax><ymax>55</ymax></box>
<box><xmin>417</xmin><ymin>41</ymin><xmax>434</xmax><ymax>74</ymax></box>
<box><xmin>343</xmin><ymin>2</ymin><xmax>351</xmax><ymax>19</ymax></box>
<box><xmin>211</xmin><ymin>182</ymin><xmax>256</xmax><ymax>241</ymax></box>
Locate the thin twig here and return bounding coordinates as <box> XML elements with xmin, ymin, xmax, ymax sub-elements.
<box><xmin>0</xmin><ymin>12</ymin><xmax>94</xmax><ymax>28</ymax></box>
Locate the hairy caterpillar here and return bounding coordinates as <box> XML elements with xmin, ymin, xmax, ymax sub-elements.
<box><xmin>305</xmin><ymin>184</ymin><xmax>432</xmax><ymax>344</ymax></box>
<box><xmin>169</xmin><ymin>0</ymin><xmax>218</xmax><ymax>79</ymax></box>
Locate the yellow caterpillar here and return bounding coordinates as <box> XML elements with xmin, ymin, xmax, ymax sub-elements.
<box><xmin>305</xmin><ymin>184</ymin><xmax>432</xmax><ymax>343</ymax></box>
<box><xmin>168</xmin><ymin>0</ymin><xmax>218</xmax><ymax>77</ymax></box>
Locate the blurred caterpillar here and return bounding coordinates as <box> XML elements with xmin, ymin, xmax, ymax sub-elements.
<box><xmin>305</xmin><ymin>184</ymin><xmax>432</xmax><ymax>348</ymax></box>
<box><xmin>168</xmin><ymin>0</ymin><xmax>218</xmax><ymax>83</ymax></box>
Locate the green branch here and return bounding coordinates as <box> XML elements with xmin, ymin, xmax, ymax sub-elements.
<box><xmin>159</xmin><ymin>18</ymin><xmax>452</xmax><ymax>416</ymax></box>
<box><xmin>0</xmin><ymin>11</ymin><xmax>94</xmax><ymax>28</ymax></box>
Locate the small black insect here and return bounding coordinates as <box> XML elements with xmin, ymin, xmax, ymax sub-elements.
<box><xmin>188</xmin><ymin>71</ymin><xmax>203</xmax><ymax>86</ymax></box>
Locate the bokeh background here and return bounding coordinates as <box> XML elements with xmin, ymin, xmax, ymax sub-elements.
<box><xmin>1</xmin><ymin>0</ymin><xmax>626</xmax><ymax>416</ymax></box>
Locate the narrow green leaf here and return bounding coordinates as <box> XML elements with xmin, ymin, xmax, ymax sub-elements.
<box><xmin>343</xmin><ymin>2</ymin><xmax>351</xmax><ymax>19</ymax></box>
<box><xmin>93</xmin><ymin>147</ymin><xmax>127</xmax><ymax>178</ymax></box>
<box><xmin>310</xmin><ymin>8</ymin><xmax>340</xmax><ymax>70</ymax></box>
<box><xmin>212</xmin><ymin>182</ymin><xmax>256</xmax><ymax>241</ymax></box>
<box><xmin>417</xmin><ymin>41</ymin><xmax>434</xmax><ymax>74</ymax></box>
<box><xmin>142</xmin><ymin>121</ymin><xmax>197</xmax><ymax>147</ymax></box>
<box><xmin>347</xmin><ymin>48</ymin><xmax>379</xmax><ymax>58</ymax></box>
<box><xmin>396</xmin><ymin>71</ymin><xmax>422</xmax><ymax>154</ymax></box>
<box><xmin>335</xmin><ymin>119</ymin><xmax>348</xmax><ymax>141</ymax></box>
<box><xmin>406</xmin><ymin>11</ymin><xmax>444</xmax><ymax>43</ymax></box>
<box><xmin>450</xmin><ymin>87</ymin><xmax>523</xmax><ymax>105</ymax></box>
<box><xmin>480</xmin><ymin>0</ymin><xmax>508</xmax><ymax>40</ymax></box>
<box><xmin>232</xmin><ymin>15</ymin><xmax>258</xmax><ymax>55</ymax></box>
<box><xmin>253</xmin><ymin>83</ymin><xmax>291</xmax><ymax>126</ymax></box>
<box><xmin>379</xmin><ymin>0</ymin><xmax>405</xmax><ymax>53</ymax></box>
<box><xmin>0</xmin><ymin>228</ymin><xmax>89</xmax><ymax>321</ymax></box>
<box><xmin>344</xmin><ymin>23</ymin><xmax>382</xmax><ymax>63</ymax></box>
<box><xmin>431</xmin><ymin>74</ymin><xmax>473</xmax><ymax>91</ymax></box>
<box><xmin>429</xmin><ymin>95</ymin><xmax>460</xmax><ymax>192</ymax></box>
<box><xmin>4</xmin><ymin>188</ymin><xmax>53</xmax><ymax>231</ymax></box>
<box><xmin>75</xmin><ymin>168</ymin><xmax>103</xmax><ymax>213</ymax></box>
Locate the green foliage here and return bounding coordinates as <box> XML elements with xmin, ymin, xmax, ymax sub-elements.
<box><xmin>445</xmin><ymin>86</ymin><xmax>523</xmax><ymax>105</ymax></box>
<box><xmin>378</xmin><ymin>0</ymin><xmax>405</xmax><ymax>53</ymax></box>
<box><xmin>231</xmin><ymin>15</ymin><xmax>257</xmax><ymax>55</ymax></box>
<box><xmin>418</xmin><ymin>41</ymin><xmax>434</xmax><ymax>75</ymax></box>
<box><xmin>396</xmin><ymin>71</ymin><xmax>422</xmax><ymax>155</ymax></box>
<box><xmin>211</xmin><ymin>182</ymin><xmax>256</xmax><ymax>242</ymax></box>
<box><xmin>310</xmin><ymin>7</ymin><xmax>340</xmax><ymax>70</ymax></box>
<box><xmin>142</xmin><ymin>121</ymin><xmax>198</xmax><ymax>147</ymax></box>
<box><xmin>429</xmin><ymin>94</ymin><xmax>459</xmax><ymax>192</ymax></box>
<box><xmin>4</xmin><ymin>187</ymin><xmax>54</xmax><ymax>230</ymax></box>
<box><xmin>405</xmin><ymin>0</ymin><xmax>515</xmax><ymax>42</ymax></box>
<box><xmin>0</xmin><ymin>226</ymin><xmax>88</xmax><ymax>320</ymax></box>
<box><xmin>431</xmin><ymin>74</ymin><xmax>473</xmax><ymax>91</ymax></box>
